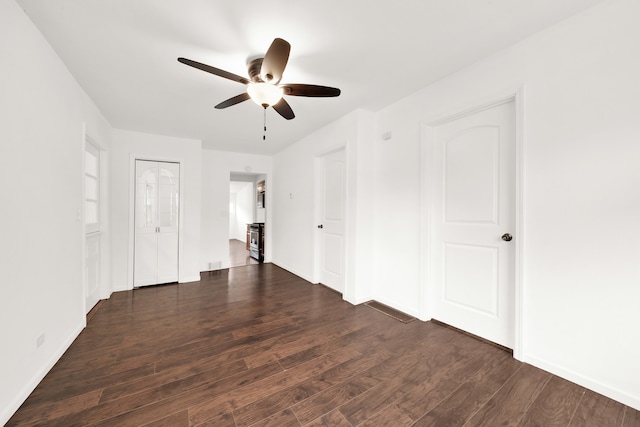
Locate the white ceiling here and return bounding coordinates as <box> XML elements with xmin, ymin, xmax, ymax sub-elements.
<box><xmin>16</xmin><ymin>0</ymin><xmax>603</xmax><ymax>155</ymax></box>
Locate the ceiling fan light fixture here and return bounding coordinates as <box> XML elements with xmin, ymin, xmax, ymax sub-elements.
<box><xmin>247</xmin><ymin>82</ymin><xmax>283</xmax><ymax>107</ymax></box>
<box><xmin>178</xmin><ymin>38</ymin><xmax>340</xmax><ymax>122</ymax></box>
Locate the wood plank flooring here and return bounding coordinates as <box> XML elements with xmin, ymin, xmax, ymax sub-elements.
<box><xmin>7</xmin><ymin>264</ymin><xmax>639</xmax><ymax>426</ymax></box>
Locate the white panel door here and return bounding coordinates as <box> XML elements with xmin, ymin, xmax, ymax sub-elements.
<box><xmin>134</xmin><ymin>160</ymin><xmax>179</xmax><ymax>287</ymax></box>
<box><xmin>319</xmin><ymin>149</ymin><xmax>346</xmax><ymax>293</ymax></box>
<box><xmin>84</xmin><ymin>142</ymin><xmax>101</xmax><ymax>313</ymax></box>
<box><xmin>85</xmin><ymin>233</ymin><xmax>100</xmax><ymax>312</ymax></box>
<box><xmin>431</xmin><ymin>101</ymin><xmax>515</xmax><ymax>348</ymax></box>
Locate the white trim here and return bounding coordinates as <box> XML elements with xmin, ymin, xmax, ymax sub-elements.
<box><xmin>81</xmin><ymin>124</ymin><xmax>89</xmax><ymax>317</ymax></box>
<box><xmin>418</xmin><ymin>123</ymin><xmax>434</xmax><ymax>322</ymax></box>
<box><xmin>178</xmin><ymin>275</ymin><xmax>202</xmax><ymax>284</ymax></box>
<box><xmin>98</xmin><ymin>146</ymin><xmax>112</xmax><ymax>300</ymax></box>
<box><xmin>419</xmin><ymin>86</ymin><xmax>525</xmax><ymax>359</ymax></box>
<box><xmin>313</xmin><ymin>155</ymin><xmax>323</xmax><ymax>284</ymax></box>
<box><xmin>273</xmin><ymin>262</ymin><xmax>317</xmax><ymax>285</ymax></box>
<box><xmin>82</xmin><ymin>126</ymin><xmax>111</xmax><ymax>315</ymax></box>
<box><xmin>524</xmin><ymin>354</ymin><xmax>640</xmax><ymax>411</ymax></box>
<box><xmin>1</xmin><ymin>322</ymin><xmax>84</xmax><ymax>426</ymax></box>
<box><xmin>513</xmin><ymin>87</ymin><xmax>525</xmax><ymax>360</ymax></box>
<box><xmin>128</xmin><ymin>154</ymin><xmax>185</xmax><ymax>289</ymax></box>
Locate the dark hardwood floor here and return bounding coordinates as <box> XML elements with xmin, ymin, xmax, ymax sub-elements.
<box><xmin>8</xmin><ymin>264</ymin><xmax>639</xmax><ymax>426</ymax></box>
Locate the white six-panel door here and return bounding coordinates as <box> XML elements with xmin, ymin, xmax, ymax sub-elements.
<box><xmin>134</xmin><ymin>160</ymin><xmax>179</xmax><ymax>287</ymax></box>
<box><xmin>430</xmin><ymin>100</ymin><xmax>516</xmax><ymax>348</ymax></box>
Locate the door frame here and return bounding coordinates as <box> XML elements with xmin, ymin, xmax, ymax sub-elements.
<box><xmin>81</xmin><ymin>126</ymin><xmax>110</xmax><ymax>316</ymax></box>
<box><xmin>228</xmin><ymin>172</ymin><xmax>264</xmax><ymax>269</ymax></box>
<box><xmin>127</xmin><ymin>154</ymin><xmax>185</xmax><ymax>289</ymax></box>
<box><xmin>419</xmin><ymin>87</ymin><xmax>525</xmax><ymax>360</ymax></box>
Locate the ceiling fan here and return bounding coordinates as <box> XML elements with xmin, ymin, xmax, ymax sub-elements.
<box><xmin>177</xmin><ymin>38</ymin><xmax>341</xmax><ymax>121</ymax></box>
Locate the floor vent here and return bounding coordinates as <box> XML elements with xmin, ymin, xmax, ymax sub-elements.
<box><xmin>364</xmin><ymin>301</ymin><xmax>416</xmax><ymax>323</ymax></box>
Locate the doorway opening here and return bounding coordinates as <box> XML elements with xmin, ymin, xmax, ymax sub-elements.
<box><xmin>229</xmin><ymin>172</ymin><xmax>266</xmax><ymax>268</ymax></box>
<box><xmin>229</xmin><ymin>237</ymin><xmax>258</xmax><ymax>267</ymax></box>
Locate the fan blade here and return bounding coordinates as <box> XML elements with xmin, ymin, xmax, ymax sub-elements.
<box><xmin>178</xmin><ymin>57</ymin><xmax>249</xmax><ymax>85</ymax></box>
<box><xmin>261</xmin><ymin>38</ymin><xmax>290</xmax><ymax>84</ymax></box>
<box><xmin>272</xmin><ymin>98</ymin><xmax>295</xmax><ymax>120</ymax></box>
<box><xmin>281</xmin><ymin>84</ymin><xmax>341</xmax><ymax>97</ymax></box>
<box><xmin>215</xmin><ymin>93</ymin><xmax>251</xmax><ymax>109</ymax></box>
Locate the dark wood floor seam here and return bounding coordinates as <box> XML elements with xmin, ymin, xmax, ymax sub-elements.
<box><xmin>515</xmin><ymin>373</ymin><xmax>554</xmax><ymax>426</ymax></box>
<box><xmin>458</xmin><ymin>363</ymin><xmax>525</xmax><ymax>426</ymax></box>
<box><xmin>566</xmin><ymin>388</ymin><xmax>587</xmax><ymax>426</ymax></box>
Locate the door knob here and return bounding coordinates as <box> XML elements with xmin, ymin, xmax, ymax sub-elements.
<box><xmin>501</xmin><ymin>233</ymin><xmax>513</xmax><ymax>242</ymax></box>
<box><xmin>317</xmin><ymin>224</ymin><xmax>324</xmax><ymax>229</ymax></box>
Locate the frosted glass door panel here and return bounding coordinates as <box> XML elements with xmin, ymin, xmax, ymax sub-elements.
<box><xmin>158</xmin><ymin>163</ymin><xmax>179</xmax><ymax>230</ymax></box>
<box><xmin>136</xmin><ymin>161</ymin><xmax>158</xmax><ymax>230</ymax></box>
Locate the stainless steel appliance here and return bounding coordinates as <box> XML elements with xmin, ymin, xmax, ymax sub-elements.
<box><xmin>249</xmin><ymin>223</ymin><xmax>264</xmax><ymax>262</ymax></box>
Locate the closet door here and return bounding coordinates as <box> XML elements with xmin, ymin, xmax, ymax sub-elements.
<box><xmin>134</xmin><ymin>160</ymin><xmax>179</xmax><ymax>287</ymax></box>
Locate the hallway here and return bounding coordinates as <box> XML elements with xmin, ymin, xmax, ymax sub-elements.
<box><xmin>229</xmin><ymin>239</ymin><xmax>258</xmax><ymax>268</ymax></box>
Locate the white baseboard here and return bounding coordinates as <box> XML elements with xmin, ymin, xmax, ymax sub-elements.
<box><xmin>524</xmin><ymin>353</ymin><xmax>640</xmax><ymax>411</ymax></box>
<box><xmin>179</xmin><ymin>275</ymin><xmax>201</xmax><ymax>283</ymax></box>
<box><xmin>344</xmin><ymin>294</ymin><xmax>371</xmax><ymax>306</ymax></box>
<box><xmin>1</xmin><ymin>322</ymin><xmax>84</xmax><ymax>425</ymax></box>
<box><xmin>270</xmin><ymin>261</ymin><xmax>316</xmax><ymax>285</ymax></box>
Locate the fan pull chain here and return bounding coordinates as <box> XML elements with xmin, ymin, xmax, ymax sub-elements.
<box><xmin>263</xmin><ymin>107</ymin><xmax>267</xmax><ymax>141</ymax></box>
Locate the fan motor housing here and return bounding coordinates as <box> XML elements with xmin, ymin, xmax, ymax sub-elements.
<box><xmin>248</xmin><ymin>58</ymin><xmax>265</xmax><ymax>83</ymax></box>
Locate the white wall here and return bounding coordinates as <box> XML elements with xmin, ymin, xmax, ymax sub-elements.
<box><xmin>272</xmin><ymin>109</ymin><xmax>375</xmax><ymax>304</ymax></box>
<box><xmin>3</xmin><ymin>0</ymin><xmax>638</xmax><ymax>420</ymax></box>
<box><xmin>371</xmin><ymin>0</ymin><xmax>640</xmax><ymax>409</ymax></box>
<box><xmin>237</xmin><ymin>182</ymin><xmax>254</xmax><ymax>235</ymax></box>
<box><xmin>110</xmin><ymin>129</ymin><xmax>202</xmax><ymax>290</ymax></box>
<box><xmin>201</xmin><ymin>150</ymin><xmax>272</xmax><ymax>270</ymax></box>
<box><xmin>0</xmin><ymin>0</ymin><xmax>113</xmax><ymax>423</ymax></box>
<box><xmin>270</xmin><ymin>0</ymin><xmax>639</xmax><ymax>410</ymax></box>
<box><xmin>229</xmin><ymin>181</ymin><xmax>253</xmax><ymax>241</ymax></box>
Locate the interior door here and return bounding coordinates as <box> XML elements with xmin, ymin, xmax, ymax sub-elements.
<box><xmin>134</xmin><ymin>160</ymin><xmax>179</xmax><ymax>287</ymax></box>
<box><xmin>319</xmin><ymin>148</ymin><xmax>346</xmax><ymax>293</ymax></box>
<box><xmin>430</xmin><ymin>100</ymin><xmax>515</xmax><ymax>348</ymax></box>
<box><xmin>85</xmin><ymin>234</ymin><xmax>100</xmax><ymax>312</ymax></box>
<box><xmin>84</xmin><ymin>142</ymin><xmax>101</xmax><ymax>313</ymax></box>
